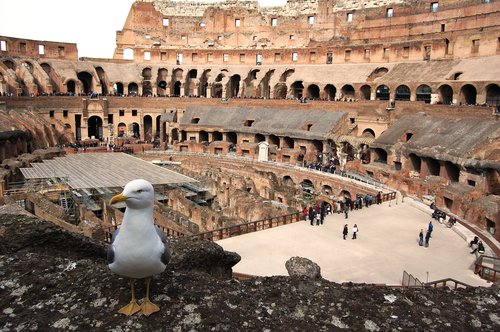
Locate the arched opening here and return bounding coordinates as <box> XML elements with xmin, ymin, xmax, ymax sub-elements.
<box><xmin>322</xmin><ymin>185</ymin><xmax>333</xmax><ymax>195</ymax></box>
<box><xmin>156</xmin><ymin>68</ymin><xmax>168</xmax><ymax>96</ymax></box>
<box><xmin>88</xmin><ymin>116</ymin><xmax>103</xmax><ymax>140</ymax></box>
<box><xmin>485</xmin><ymin>84</ymin><xmax>500</xmax><ymax>106</ymax></box>
<box><xmin>438</xmin><ymin>84</ymin><xmax>453</xmax><ymax>105</ymax></box>
<box><xmin>131</xmin><ymin>123</ymin><xmax>140</xmax><ymax>139</ymax></box>
<box><xmin>444</xmin><ymin>161</ymin><xmax>460</xmax><ymax>182</ymax></box>
<box><xmin>312</xmin><ymin>140</ymin><xmax>323</xmax><ymax>153</ymax></box>
<box><xmin>117</xmin><ymin>122</ymin><xmax>126</xmax><ymax>137</ymax></box>
<box><xmin>290</xmin><ymin>81</ymin><xmax>304</xmax><ymax>99</ymax></box>
<box><xmin>180</xmin><ymin>130</ymin><xmax>187</xmax><ymax>141</ymax></box>
<box><xmin>460</xmin><ymin>84</ymin><xmax>477</xmax><ymax>105</ymax></box>
<box><xmin>324</xmin><ymin>84</ymin><xmax>336</xmax><ymax>101</ymax></box>
<box><xmin>374</xmin><ymin>148</ymin><xmax>387</xmax><ymax>164</ymax></box>
<box><xmin>212</xmin><ymin>131</ymin><xmax>223</xmax><ymax>141</ymax></box>
<box><xmin>376</xmin><ymin>85</ymin><xmax>390</xmax><ymax>100</ymax></box>
<box><xmin>360</xmin><ymin>85</ymin><xmax>371</xmax><ymax>100</ymax></box>
<box><xmin>369</xmin><ymin>67</ymin><xmax>388</xmax><ymax>79</ymax></box>
<box><xmin>156</xmin><ymin>115</ymin><xmax>161</xmax><ymax>140</ymax></box>
<box><xmin>283</xmin><ymin>136</ymin><xmax>294</xmax><ymax>149</ymax></box>
<box><xmin>77</xmin><ymin>72</ymin><xmax>93</xmax><ymax>94</ymax></box>
<box><xmin>300</xmin><ymin>179</ymin><xmax>315</xmax><ymax>193</ymax></box>
<box><xmin>199</xmin><ymin>70</ymin><xmax>211</xmax><ymax>97</ymax></box>
<box><xmin>40</xmin><ymin>63</ymin><xmax>51</xmax><ymax>75</ymax></box>
<box><xmin>3</xmin><ymin>60</ymin><xmax>15</xmax><ymax>70</ymax></box>
<box><xmin>341</xmin><ymin>84</ymin><xmax>355</xmax><ymax>99</ymax></box>
<box><xmin>114</xmin><ymin>82</ymin><xmax>124</xmax><ymax>96</ymax></box>
<box><xmin>269</xmin><ymin>134</ymin><xmax>280</xmax><ymax>147</ymax></box>
<box><xmin>409</xmin><ymin>153</ymin><xmax>421</xmax><ymax>173</ymax></box>
<box><xmin>142</xmin><ymin>68</ymin><xmax>152</xmax><ymax>96</ymax></box>
<box><xmin>226</xmin><ymin>132</ymin><xmax>237</xmax><ymax>144</ymax></box>
<box><xmin>123</xmin><ymin>48</ymin><xmax>134</xmax><ymax>60</ymax></box>
<box><xmin>128</xmin><ymin>83</ymin><xmax>138</xmax><ymax>96</ymax></box>
<box><xmin>274</xmin><ymin>83</ymin><xmax>287</xmax><ymax>99</ymax></box>
<box><xmin>283</xmin><ymin>176</ymin><xmax>294</xmax><ymax>186</ymax></box>
<box><xmin>199</xmin><ymin>130</ymin><xmax>209</xmax><ymax>142</ymax></box>
<box><xmin>173</xmin><ymin>81</ymin><xmax>182</xmax><ymax>96</ymax></box>
<box><xmin>255</xmin><ymin>133</ymin><xmax>265</xmax><ymax>143</ymax></box>
<box><xmin>395</xmin><ymin>85</ymin><xmax>410</xmax><ymax>101</ymax></box>
<box><xmin>279</xmin><ymin>69</ymin><xmax>295</xmax><ymax>82</ymax></box>
<box><xmin>416</xmin><ymin>85</ymin><xmax>432</xmax><ymax>104</ymax></box>
<box><xmin>362</xmin><ymin>128</ymin><xmax>375</xmax><ymax>138</ymax></box>
<box><xmin>307</xmin><ymin>84</ymin><xmax>320</xmax><ymax>99</ymax></box>
<box><xmin>95</xmin><ymin>67</ymin><xmax>108</xmax><ymax>95</ymax></box>
<box><xmin>341</xmin><ymin>142</ymin><xmax>354</xmax><ymax>161</ymax></box>
<box><xmin>426</xmin><ymin>158</ymin><xmax>440</xmax><ymax>176</ymax></box>
<box><xmin>171</xmin><ymin>128</ymin><xmax>179</xmax><ymax>142</ymax></box>
<box><xmin>66</xmin><ymin>80</ymin><xmax>76</xmax><ymax>94</ymax></box>
<box><xmin>143</xmin><ymin>115</ymin><xmax>153</xmax><ymax>142</ymax></box>
<box><xmin>340</xmin><ymin>190</ymin><xmax>351</xmax><ymax>200</ymax></box>
<box><xmin>228</xmin><ymin>75</ymin><xmax>241</xmax><ymax>98</ymax></box>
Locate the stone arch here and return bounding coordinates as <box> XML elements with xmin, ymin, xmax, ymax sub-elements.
<box><xmin>228</xmin><ymin>74</ymin><xmax>241</xmax><ymax>98</ymax></box>
<box><xmin>185</xmin><ymin>69</ymin><xmax>198</xmax><ymax>97</ymax></box>
<box><xmin>438</xmin><ymin>84</ymin><xmax>453</xmax><ymax>105</ymax></box>
<box><xmin>322</xmin><ymin>184</ymin><xmax>333</xmax><ymax>195</ymax></box>
<box><xmin>395</xmin><ymin>85</ymin><xmax>411</xmax><ymax>101</ymax></box>
<box><xmin>306</xmin><ymin>84</ymin><xmax>320</xmax><ymax>99</ymax></box>
<box><xmin>227</xmin><ymin>132</ymin><xmax>237</xmax><ymax>144</ymax></box>
<box><xmin>369</xmin><ymin>67</ymin><xmax>388</xmax><ymax>80</ymax></box>
<box><xmin>143</xmin><ymin>115</ymin><xmax>153</xmax><ymax>142</ymax></box>
<box><xmin>485</xmin><ymin>83</ymin><xmax>500</xmax><ymax>106</ymax></box>
<box><xmin>3</xmin><ymin>60</ymin><xmax>15</xmax><ymax>70</ymax></box>
<box><xmin>283</xmin><ymin>175</ymin><xmax>294</xmax><ymax>186</ymax></box>
<box><xmin>341</xmin><ymin>84</ymin><xmax>355</xmax><ymax>99</ymax></box>
<box><xmin>156</xmin><ymin>115</ymin><xmax>162</xmax><ymax>140</ymax></box>
<box><xmin>131</xmin><ymin>122</ymin><xmax>140</xmax><ymax>138</ymax></box>
<box><xmin>416</xmin><ymin>84</ymin><xmax>432</xmax><ymax>103</ymax></box>
<box><xmin>87</xmin><ymin>115</ymin><xmax>103</xmax><ymax>140</ymax></box>
<box><xmin>274</xmin><ymin>83</ymin><xmax>287</xmax><ymax>99</ymax></box>
<box><xmin>279</xmin><ymin>69</ymin><xmax>295</xmax><ymax>82</ymax></box>
<box><xmin>77</xmin><ymin>71</ymin><xmax>93</xmax><ymax>94</ymax></box>
<box><xmin>141</xmin><ymin>67</ymin><xmax>152</xmax><ymax>96</ymax></box>
<box><xmin>460</xmin><ymin>84</ymin><xmax>477</xmax><ymax>105</ymax></box>
<box><xmin>324</xmin><ymin>84</ymin><xmax>336</xmax><ymax>101</ymax></box>
<box><xmin>290</xmin><ymin>81</ymin><xmax>304</xmax><ymax>99</ymax></box>
<box><xmin>199</xmin><ymin>130</ymin><xmax>209</xmax><ymax>142</ymax></box>
<box><xmin>171</xmin><ymin>68</ymin><xmax>184</xmax><ymax>96</ymax></box>
<box><xmin>199</xmin><ymin>69</ymin><xmax>211</xmax><ymax>97</ymax></box>
<box><xmin>362</xmin><ymin>128</ymin><xmax>375</xmax><ymax>138</ymax></box>
<box><xmin>128</xmin><ymin>82</ymin><xmax>138</xmax><ymax>96</ymax></box>
<box><xmin>255</xmin><ymin>133</ymin><xmax>265</xmax><ymax>143</ymax></box>
<box><xmin>40</xmin><ymin>63</ymin><xmax>51</xmax><ymax>75</ymax></box>
<box><xmin>157</xmin><ymin>68</ymin><xmax>168</xmax><ymax>96</ymax></box>
<box><xmin>360</xmin><ymin>85</ymin><xmax>371</xmax><ymax>100</ymax></box>
<box><xmin>300</xmin><ymin>179</ymin><xmax>315</xmax><ymax>192</ymax></box>
<box><xmin>340</xmin><ymin>190</ymin><xmax>351</xmax><ymax>200</ymax></box>
<box><xmin>375</xmin><ymin>85</ymin><xmax>390</xmax><ymax>100</ymax></box>
<box><xmin>95</xmin><ymin>67</ymin><xmax>109</xmax><ymax>95</ymax></box>
<box><xmin>114</xmin><ymin>82</ymin><xmax>124</xmax><ymax>96</ymax></box>
<box><xmin>269</xmin><ymin>134</ymin><xmax>280</xmax><ymax>148</ymax></box>
<box><xmin>373</xmin><ymin>148</ymin><xmax>387</xmax><ymax>164</ymax></box>
<box><xmin>117</xmin><ymin>122</ymin><xmax>127</xmax><ymax>137</ymax></box>
<box><xmin>66</xmin><ymin>80</ymin><xmax>76</xmax><ymax>94</ymax></box>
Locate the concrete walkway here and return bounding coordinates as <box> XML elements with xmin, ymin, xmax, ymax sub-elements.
<box><xmin>218</xmin><ymin>199</ymin><xmax>491</xmax><ymax>287</ymax></box>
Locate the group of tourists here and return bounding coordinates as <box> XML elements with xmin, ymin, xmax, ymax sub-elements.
<box><xmin>303</xmin><ymin>203</ymin><xmax>331</xmax><ymax>226</ymax></box>
<box><xmin>418</xmin><ymin>221</ymin><xmax>433</xmax><ymax>248</ymax></box>
<box><xmin>342</xmin><ymin>223</ymin><xmax>359</xmax><ymax>240</ymax></box>
<box><xmin>469</xmin><ymin>236</ymin><xmax>485</xmax><ymax>255</ymax></box>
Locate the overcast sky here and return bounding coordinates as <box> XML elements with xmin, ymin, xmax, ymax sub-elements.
<box><xmin>0</xmin><ymin>0</ymin><xmax>287</xmax><ymax>59</ymax></box>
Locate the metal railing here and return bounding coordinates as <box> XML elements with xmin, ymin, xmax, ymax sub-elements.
<box><xmin>190</xmin><ymin>212</ymin><xmax>302</xmax><ymax>241</ymax></box>
<box><xmin>402</xmin><ymin>270</ymin><xmax>473</xmax><ymax>289</ymax></box>
<box><xmin>402</xmin><ymin>270</ymin><xmax>424</xmax><ymax>287</ymax></box>
<box><xmin>474</xmin><ymin>255</ymin><xmax>500</xmax><ymax>283</ymax></box>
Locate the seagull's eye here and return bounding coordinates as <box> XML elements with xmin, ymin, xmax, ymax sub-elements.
<box><xmin>137</xmin><ymin>189</ymin><xmax>143</xmax><ymax>193</ymax></box>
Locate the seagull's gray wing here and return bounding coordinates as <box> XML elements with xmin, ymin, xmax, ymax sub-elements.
<box><xmin>107</xmin><ymin>228</ymin><xmax>120</xmax><ymax>265</ymax></box>
<box><xmin>156</xmin><ymin>227</ymin><xmax>171</xmax><ymax>266</ymax></box>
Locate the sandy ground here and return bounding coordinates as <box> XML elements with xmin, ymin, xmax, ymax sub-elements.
<box><xmin>218</xmin><ymin>200</ymin><xmax>490</xmax><ymax>287</ymax></box>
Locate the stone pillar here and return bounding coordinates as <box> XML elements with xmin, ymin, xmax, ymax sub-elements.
<box><xmin>180</xmin><ymin>84</ymin><xmax>185</xmax><ymax>97</ymax></box>
<box><xmin>206</xmin><ymin>84</ymin><xmax>212</xmax><ymax>98</ymax></box>
<box><xmin>138</xmin><ymin>85</ymin><xmax>143</xmax><ymax>96</ymax></box>
<box><xmin>0</xmin><ymin>179</ymin><xmax>5</xmax><ymax>197</ymax></box>
<box><xmin>124</xmin><ymin>85</ymin><xmax>129</xmax><ymax>96</ymax></box>
<box><xmin>410</xmin><ymin>90</ymin><xmax>417</xmax><ymax>101</ymax></box>
<box><xmin>152</xmin><ymin>86</ymin><xmax>157</xmax><ymax>96</ymax></box>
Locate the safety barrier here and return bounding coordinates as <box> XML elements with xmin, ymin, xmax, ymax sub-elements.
<box><xmin>474</xmin><ymin>255</ymin><xmax>500</xmax><ymax>283</ymax></box>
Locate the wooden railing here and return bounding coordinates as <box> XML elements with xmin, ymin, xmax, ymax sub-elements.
<box><xmin>382</xmin><ymin>192</ymin><xmax>397</xmax><ymax>202</ymax></box>
<box><xmin>191</xmin><ymin>212</ymin><xmax>302</xmax><ymax>241</ymax></box>
<box><xmin>425</xmin><ymin>278</ymin><xmax>472</xmax><ymax>290</ymax></box>
<box><xmin>474</xmin><ymin>255</ymin><xmax>500</xmax><ymax>283</ymax></box>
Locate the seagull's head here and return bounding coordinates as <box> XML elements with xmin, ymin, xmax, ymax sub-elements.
<box><xmin>110</xmin><ymin>179</ymin><xmax>155</xmax><ymax>210</ymax></box>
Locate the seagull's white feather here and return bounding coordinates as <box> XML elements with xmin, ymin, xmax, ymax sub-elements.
<box><xmin>108</xmin><ymin>179</ymin><xmax>168</xmax><ymax>279</ymax></box>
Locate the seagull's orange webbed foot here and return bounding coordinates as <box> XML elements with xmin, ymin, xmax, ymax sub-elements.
<box><xmin>140</xmin><ymin>277</ymin><xmax>161</xmax><ymax>316</ymax></box>
<box><xmin>117</xmin><ymin>278</ymin><xmax>141</xmax><ymax>316</ymax></box>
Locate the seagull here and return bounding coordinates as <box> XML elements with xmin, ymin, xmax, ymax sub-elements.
<box><xmin>108</xmin><ymin>179</ymin><xmax>170</xmax><ymax>316</ymax></box>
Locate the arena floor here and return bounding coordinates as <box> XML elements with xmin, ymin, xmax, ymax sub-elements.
<box><xmin>218</xmin><ymin>199</ymin><xmax>491</xmax><ymax>287</ymax></box>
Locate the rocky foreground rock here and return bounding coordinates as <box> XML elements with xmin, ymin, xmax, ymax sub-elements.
<box><xmin>0</xmin><ymin>211</ymin><xmax>499</xmax><ymax>331</ymax></box>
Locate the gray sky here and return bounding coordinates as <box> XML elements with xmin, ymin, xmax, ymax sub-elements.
<box><xmin>0</xmin><ymin>0</ymin><xmax>287</xmax><ymax>59</ymax></box>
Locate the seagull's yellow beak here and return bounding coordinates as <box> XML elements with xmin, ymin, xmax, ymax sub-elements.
<box><xmin>110</xmin><ymin>193</ymin><xmax>128</xmax><ymax>205</ymax></box>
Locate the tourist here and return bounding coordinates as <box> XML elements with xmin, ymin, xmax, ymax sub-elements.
<box><xmin>471</xmin><ymin>241</ymin><xmax>485</xmax><ymax>255</ymax></box>
<box><xmin>320</xmin><ymin>203</ymin><xmax>326</xmax><ymax>224</ymax></box>
<box><xmin>469</xmin><ymin>236</ymin><xmax>479</xmax><ymax>247</ymax></box>
<box><xmin>343</xmin><ymin>205</ymin><xmax>349</xmax><ymax>219</ymax></box>
<box><xmin>308</xmin><ymin>206</ymin><xmax>314</xmax><ymax>226</ymax></box>
<box><xmin>303</xmin><ymin>207</ymin><xmax>308</xmax><ymax>221</ymax></box>
<box><xmin>343</xmin><ymin>224</ymin><xmax>348</xmax><ymax>240</ymax></box>
<box><xmin>425</xmin><ymin>230</ymin><xmax>431</xmax><ymax>247</ymax></box>
<box><xmin>352</xmin><ymin>224</ymin><xmax>358</xmax><ymax>239</ymax></box>
<box><xmin>376</xmin><ymin>191</ymin><xmax>382</xmax><ymax>204</ymax></box>
<box><xmin>428</xmin><ymin>221</ymin><xmax>433</xmax><ymax>238</ymax></box>
<box><xmin>418</xmin><ymin>229</ymin><xmax>424</xmax><ymax>246</ymax></box>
